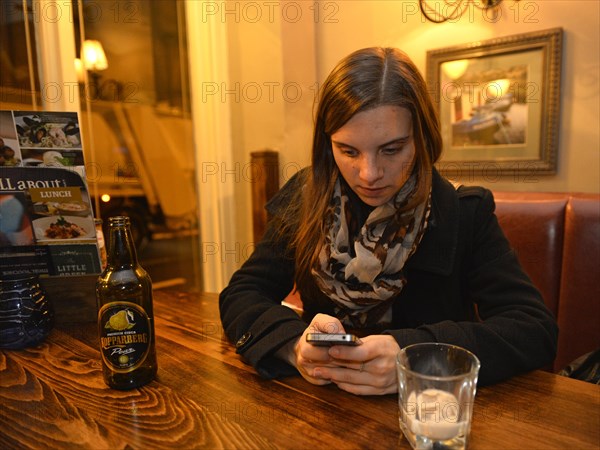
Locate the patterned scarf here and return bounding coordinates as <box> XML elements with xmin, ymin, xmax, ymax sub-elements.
<box><xmin>312</xmin><ymin>173</ymin><xmax>431</xmax><ymax>329</ymax></box>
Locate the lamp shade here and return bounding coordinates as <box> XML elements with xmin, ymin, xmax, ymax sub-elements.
<box><xmin>485</xmin><ymin>78</ymin><xmax>511</xmax><ymax>100</ymax></box>
<box><xmin>82</xmin><ymin>40</ymin><xmax>108</xmax><ymax>71</ymax></box>
<box><xmin>441</xmin><ymin>59</ymin><xmax>469</xmax><ymax>80</ymax></box>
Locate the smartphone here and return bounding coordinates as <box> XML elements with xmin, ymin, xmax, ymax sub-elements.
<box><xmin>306</xmin><ymin>332</ymin><xmax>362</xmax><ymax>346</ymax></box>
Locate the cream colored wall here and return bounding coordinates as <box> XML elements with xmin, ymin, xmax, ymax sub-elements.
<box><xmin>312</xmin><ymin>0</ymin><xmax>600</xmax><ymax>193</ymax></box>
<box><xmin>227</xmin><ymin>18</ymin><xmax>286</xmax><ymax>252</ymax></box>
<box><xmin>225</xmin><ymin>6</ymin><xmax>317</xmax><ymax>251</ymax></box>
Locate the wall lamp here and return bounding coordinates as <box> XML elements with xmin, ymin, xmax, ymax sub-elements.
<box><xmin>82</xmin><ymin>39</ymin><xmax>108</xmax><ymax>87</ymax></box>
<box><xmin>79</xmin><ymin>39</ymin><xmax>123</xmax><ymax>101</ymax></box>
<box><xmin>419</xmin><ymin>0</ymin><xmax>507</xmax><ymax>23</ymax></box>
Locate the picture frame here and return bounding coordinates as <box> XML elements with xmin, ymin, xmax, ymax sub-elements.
<box><xmin>426</xmin><ymin>28</ymin><xmax>563</xmax><ymax>177</ymax></box>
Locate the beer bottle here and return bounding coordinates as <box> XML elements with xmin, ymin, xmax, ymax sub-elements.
<box><xmin>96</xmin><ymin>216</ymin><xmax>157</xmax><ymax>389</ymax></box>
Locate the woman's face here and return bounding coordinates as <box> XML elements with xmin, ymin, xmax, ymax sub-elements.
<box><xmin>330</xmin><ymin>105</ymin><xmax>416</xmax><ymax>207</ymax></box>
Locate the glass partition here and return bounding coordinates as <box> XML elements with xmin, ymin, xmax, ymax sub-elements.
<box><xmin>0</xmin><ymin>0</ymin><xmax>202</xmax><ymax>291</ymax></box>
<box><xmin>0</xmin><ymin>1</ymin><xmax>40</xmax><ymax>108</ymax></box>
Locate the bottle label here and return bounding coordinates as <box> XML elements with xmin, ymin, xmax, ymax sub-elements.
<box><xmin>98</xmin><ymin>302</ymin><xmax>151</xmax><ymax>373</ymax></box>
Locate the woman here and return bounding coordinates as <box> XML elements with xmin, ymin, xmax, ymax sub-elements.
<box><xmin>219</xmin><ymin>47</ymin><xmax>557</xmax><ymax>395</ymax></box>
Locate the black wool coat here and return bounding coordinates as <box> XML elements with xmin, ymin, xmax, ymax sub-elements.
<box><xmin>219</xmin><ymin>168</ymin><xmax>558</xmax><ymax>386</ymax></box>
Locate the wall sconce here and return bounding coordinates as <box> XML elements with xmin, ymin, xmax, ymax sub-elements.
<box><xmin>419</xmin><ymin>0</ymin><xmax>505</xmax><ymax>23</ymax></box>
<box><xmin>80</xmin><ymin>39</ymin><xmax>123</xmax><ymax>101</ymax></box>
<box><xmin>82</xmin><ymin>39</ymin><xmax>108</xmax><ymax>88</ymax></box>
<box><xmin>441</xmin><ymin>59</ymin><xmax>470</xmax><ymax>80</ymax></box>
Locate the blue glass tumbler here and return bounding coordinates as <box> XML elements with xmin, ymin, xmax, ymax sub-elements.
<box><xmin>0</xmin><ymin>275</ymin><xmax>54</xmax><ymax>349</ymax></box>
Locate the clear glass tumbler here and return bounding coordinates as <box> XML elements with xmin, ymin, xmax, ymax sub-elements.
<box><xmin>396</xmin><ymin>343</ymin><xmax>480</xmax><ymax>450</ymax></box>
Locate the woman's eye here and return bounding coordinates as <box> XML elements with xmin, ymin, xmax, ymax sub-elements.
<box><xmin>382</xmin><ymin>147</ymin><xmax>401</xmax><ymax>155</ymax></box>
<box><xmin>340</xmin><ymin>148</ymin><xmax>358</xmax><ymax>157</ymax></box>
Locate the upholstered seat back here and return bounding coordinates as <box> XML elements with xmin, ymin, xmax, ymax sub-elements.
<box><xmin>493</xmin><ymin>193</ymin><xmax>569</xmax><ymax>317</ymax></box>
<box><xmin>556</xmin><ymin>195</ymin><xmax>600</xmax><ymax>370</ymax></box>
<box><xmin>494</xmin><ymin>192</ymin><xmax>600</xmax><ymax>372</ymax></box>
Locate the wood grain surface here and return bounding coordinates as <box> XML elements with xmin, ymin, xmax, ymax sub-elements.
<box><xmin>1</xmin><ymin>290</ymin><xmax>598</xmax><ymax>449</ymax></box>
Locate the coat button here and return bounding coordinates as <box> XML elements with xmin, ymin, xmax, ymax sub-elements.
<box><xmin>236</xmin><ymin>332</ymin><xmax>252</xmax><ymax>349</ymax></box>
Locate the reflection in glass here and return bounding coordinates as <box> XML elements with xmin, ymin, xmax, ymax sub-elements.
<box><xmin>75</xmin><ymin>0</ymin><xmax>201</xmax><ymax>291</ymax></box>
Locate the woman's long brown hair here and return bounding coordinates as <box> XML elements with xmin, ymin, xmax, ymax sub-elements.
<box><xmin>283</xmin><ymin>47</ymin><xmax>443</xmax><ymax>289</ymax></box>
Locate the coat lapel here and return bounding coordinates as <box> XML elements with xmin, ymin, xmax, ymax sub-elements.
<box><xmin>405</xmin><ymin>170</ymin><xmax>459</xmax><ymax>276</ymax></box>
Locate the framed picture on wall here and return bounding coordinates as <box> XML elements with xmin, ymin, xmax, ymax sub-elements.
<box><xmin>426</xmin><ymin>28</ymin><xmax>563</xmax><ymax>177</ymax></box>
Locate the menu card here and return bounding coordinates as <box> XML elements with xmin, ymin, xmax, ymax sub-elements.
<box><xmin>0</xmin><ymin>110</ymin><xmax>102</xmax><ymax>277</ymax></box>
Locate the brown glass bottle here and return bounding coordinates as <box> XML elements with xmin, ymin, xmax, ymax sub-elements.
<box><xmin>96</xmin><ymin>216</ymin><xmax>157</xmax><ymax>389</ymax></box>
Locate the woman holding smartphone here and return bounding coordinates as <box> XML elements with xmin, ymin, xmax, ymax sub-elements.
<box><xmin>219</xmin><ymin>47</ymin><xmax>557</xmax><ymax>395</ymax></box>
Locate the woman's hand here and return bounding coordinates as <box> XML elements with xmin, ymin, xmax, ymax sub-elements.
<box><xmin>316</xmin><ymin>334</ymin><xmax>400</xmax><ymax>396</ymax></box>
<box><xmin>292</xmin><ymin>313</ymin><xmax>349</xmax><ymax>386</ymax></box>
<box><xmin>284</xmin><ymin>313</ymin><xmax>401</xmax><ymax>394</ymax></box>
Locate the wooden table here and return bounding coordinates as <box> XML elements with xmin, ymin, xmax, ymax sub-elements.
<box><xmin>1</xmin><ymin>290</ymin><xmax>599</xmax><ymax>449</ymax></box>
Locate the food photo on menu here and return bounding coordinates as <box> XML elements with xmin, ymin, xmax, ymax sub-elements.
<box><xmin>24</xmin><ymin>181</ymin><xmax>95</xmax><ymax>244</ymax></box>
<box><xmin>10</xmin><ymin>110</ymin><xmax>83</xmax><ymax>167</ymax></box>
<box><xmin>0</xmin><ymin>110</ymin><xmax>22</xmax><ymax>167</ymax></box>
<box><xmin>20</xmin><ymin>148</ymin><xmax>85</xmax><ymax>168</ymax></box>
<box><xmin>14</xmin><ymin>111</ymin><xmax>81</xmax><ymax>149</ymax></box>
<box><xmin>36</xmin><ymin>215</ymin><xmax>92</xmax><ymax>241</ymax></box>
